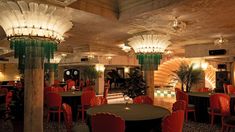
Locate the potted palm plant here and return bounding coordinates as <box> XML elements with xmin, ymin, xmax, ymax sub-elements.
<box><xmin>172</xmin><ymin>63</ymin><xmax>203</xmax><ymax>92</ymax></box>
<box><xmin>81</xmin><ymin>66</ymin><xmax>99</xmax><ymax>86</ymax></box>
<box><xmin>122</xmin><ymin>68</ymin><xmax>147</xmax><ymax>98</ymax></box>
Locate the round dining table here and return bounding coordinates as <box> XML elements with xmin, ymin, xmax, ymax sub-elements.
<box><xmin>87</xmin><ymin>104</ymin><xmax>170</xmax><ymax>132</ymax></box>
<box><xmin>58</xmin><ymin>91</ymin><xmax>82</xmax><ymax>121</ymax></box>
<box><xmin>188</xmin><ymin>92</ymin><xmax>235</xmax><ymax>123</ymax></box>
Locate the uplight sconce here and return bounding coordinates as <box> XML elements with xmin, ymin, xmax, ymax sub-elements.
<box><xmin>95</xmin><ymin>64</ymin><xmax>105</xmax><ymax>72</ymax></box>
<box><xmin>124</xmin><ymin>67</ymin><xmax>130</xmax><ymax>73</ymax></box>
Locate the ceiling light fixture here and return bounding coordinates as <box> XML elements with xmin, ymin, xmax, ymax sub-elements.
<box><xmin>0</xmin><ymin>1</ymin><xmax>73</xmax><ymax>43</ymax></box>
<box><xmin>169</xmin><ymin>17</ymin><xmax>186</xmax><ymax>32</ymax></box>
<box><xmin>47</xmin><ymin>0</ymin><xmax>77</xmax><ymax>6</ymax></box>
<box><xmin>214</xmin><ymin>36</ymin><xmax>228</xmax><ymax>47</ymax></box>
<box><xmin>128</xmin><ymin>33</ymin><xmax>171</xmax><ymax>70</ymax></box>
<box><xmin>119</xmin><ymin>43</ymin><xmax>132</xmax><ymax>53</ymax></box>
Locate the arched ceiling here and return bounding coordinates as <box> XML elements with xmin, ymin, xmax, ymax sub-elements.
<box><xmin>0</xmin><ymin>0</ymin><xmax>235</xmax><ymax>59</ymax></box>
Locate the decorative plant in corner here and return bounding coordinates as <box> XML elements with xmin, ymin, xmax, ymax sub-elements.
<box><xmin>172</xmin><ymin>62</ymin><xmax>203</xmax><ymax>92</ymax></box>
<box><xmin>122</xmin><ymin>68</ymin><xmax>147</xmax><ymax>98</ymax></box>
<box><xmin>81</xmin><ymin>66</ymin><xmax>99</xmax><ymax>86</ymax></box>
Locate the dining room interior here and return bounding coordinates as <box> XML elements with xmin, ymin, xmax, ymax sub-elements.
<box><xmin>1</xmin><ymin>0</ymin><xmax>235</xmax><ymax>132</ymax></box>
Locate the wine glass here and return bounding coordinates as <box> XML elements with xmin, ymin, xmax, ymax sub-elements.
<box><xmin>124</xmin><ymin>95</ymin><xmax>130</xmax><ymax>110</ymax></box>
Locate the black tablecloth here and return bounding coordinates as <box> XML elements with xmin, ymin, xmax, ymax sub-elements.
<box><xmin>0</xmin><ymin>94</ymin><xmax>5</xmax><ymax>104</ymax></box>
<box><xmin>87</xmin><ymin>104</ymin><xmax>170</xmax><ymax>132</ymax></box>
<box><xmin>188</xmin><ymin>92</ymin><xmax>235</xmax><ymax>123</ymax></box>
<box><xmin>58</xmin><ymin>91</ymin><xmax>82</xmax><ymax>121</ymax></box>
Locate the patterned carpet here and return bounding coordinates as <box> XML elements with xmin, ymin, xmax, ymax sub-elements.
<box><xmin>1</xmin><ymin>118</ymin><xmax>235</xmax><ymax>132</ymax></box>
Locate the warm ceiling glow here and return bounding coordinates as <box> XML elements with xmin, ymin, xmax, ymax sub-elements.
<box><xmin>128</xmin><ymin>34</ymin><xmax>171</xmax><ymax>54</ymax></box>
<box><xmin>0</xmin><ymin>1</ymin><xmax>73</xmax><ymax>43</ymax></box>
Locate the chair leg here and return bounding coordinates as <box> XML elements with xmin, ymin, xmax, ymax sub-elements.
<box><xmin>82</xmin><ymin>109</ymin><xmax>84</xmax><ymax>123</ymax></box>
<box><xmin>185</xmin><ymin>111</ymin><xmax>188</xmax><ymax>122</ymax></box>
<box><xmin>210</xmin><ymin>114</ymin><xmax>214</xmax><ymax>127</ymax></box>
<box><xmin>47</xmin><ymin>112</ymin><xmax>50</xmax><ymax>122</ymax></box>
<box><xmin>77</xmin><ymin>111</ymin><xmax>80</xmax><ymax>122</ymax></box>
<box><xmin>225</xmin><ymin>127</ymin><xmax>229</xmax><ymax>132</ymax></box>
<box><xmin>58</xmin><ymin>112</ymin><xmax>61</xmax><ymax>127</ymax></box>
<box><xmin>193</xmin><ymin>111</ymin><xmax>196</xmax><ymax>121</ymax></box>
<box><xmin>221</xmin><ymin>124</ymin><xmax>224</xmax><ymax>132</ymax></box>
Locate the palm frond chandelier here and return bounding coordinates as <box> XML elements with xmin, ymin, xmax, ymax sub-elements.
<box><xmin>128</xmin><ymin>34</ymin><xmax>171</xmax><ymax>70</ymax></box>
<box><xmin>0</xmin><ymin>1</ymin><xmax>73</xmax><ymax>70</ymax></box>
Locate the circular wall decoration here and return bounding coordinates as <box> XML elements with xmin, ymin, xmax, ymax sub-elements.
<box><xmin>66</xmin><ymin>70</ymin><xmax>70</xmax><ymax>75</ymax></box>
<box><xmin>74</xmin><ymin>70</ymin><xmax>78</xmax><ymax>75</ymax></box>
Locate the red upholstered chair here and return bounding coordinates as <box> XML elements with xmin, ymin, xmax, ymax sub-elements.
<box><xmin>54</xmin><ymin>80</ymin><xmax>60</xmax><ymax>86</ymax></box>
<box><xmin>0</xmin><ymin>88</ymin><xmax>8</xmax><ymax>94</ymax></box>
<box><xmin>46</xmin><ymin>93</ymin><xmax>63</xmax><ymax>125</ymax></box>
<box><xmin>90</xmin><ymin>96</ymin><xmax>107</xmax><ymax>107</ymax></box>
<box><xmin>162</xmin><ymin>110</ymin><xmax>185</xmax><ymax>132</ymax></box>
<box><xmin>172</xmin><ymin>100</ymin><xmax>186</xmax><ymax>112</ymax></box>
<box><xmin>91</xmin><ymin>113</ymin><xmax>125</xmax><ymax>132</ymax></box>
<box><xmin>67</xmin><ymin>80</ymin><xmax>75</xmax><ymax>91</ymax></box>
<box><xmin>7</xmin><ymin>81</ymin><xmax>15</xmax><ymax>86</ymax></box>
<box><xmin>197</xmin><ymin>87</ymin><xmax>210</xmax><ymax>92</ymax></box>
<box><xmin>133</xmin><ymin>95</ymin><xmax>153</xmax><ymax>105</ymax></box>
<box><xmin>62</xmin><ymin>103</ymin><xmax>73</xmax><ymax>132</ymax></box>
<box><xmin>6</xmin><ymin>91</ymin><xmax>13</xmax><ymax>111</ymax></box>
<box><xmin>103</xmin><ymin>87</ymin><xmax>109</xmax><ymax>99</ymax></box>
<box><xmin>78</xmin><ymin>90</ymin><xmax>96</xmax><ymax>122</ymax></box>
<box><xmin>227</xmin><ymin>85</ymin><xmax>235</xmax><ymax>94</ymax></box>
<box><xmin>54</xmin><ymin>87</ymin><xmax>65</xmax><ymax>92</ymax></box>
<box><xmin>208</xmin><ymin>93</ymin><xmax>229</xmax><ymax>127</ymax></box>
<box><xmin>79</xmin><ymin>79</ymin><xmax>84</xmax><ymax>90</ymax></box>
<box><xmin>219</xmin><ymin>95</ymin><xmax>234</xmax><ymax>132</ymax></box>
<box><xmin>86</xmin><ymin>79</ymin><xmax>90</xmax><ymax>86</ymax></box>
<box><xmin>175</xmin><ymin>90</ymin><xmax>196</xmax><ymax>122</ymax></box>
<box><xmin>82</xmin><ymin>87</ymin><xmax>94</xmax><ymax>91</ymax></box>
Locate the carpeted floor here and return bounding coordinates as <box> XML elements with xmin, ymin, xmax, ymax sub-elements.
<box><xmin>1</xmin><ymin>118</ymin><xmax>235</xmax><ymax>132</ymax></box>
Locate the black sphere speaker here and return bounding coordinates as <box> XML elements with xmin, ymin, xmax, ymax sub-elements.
<box><xmin>209</xmin><ymin>49</ymin><xmax>226</xmax><ymax>55</ymax></box>
<box><xmin>216</xmin><ymin>71</ymin><xmax>229</xmax><ymax>89</ymax></box>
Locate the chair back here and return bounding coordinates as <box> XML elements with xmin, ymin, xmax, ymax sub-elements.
<box><xmin>46</xmin><ymin>93</ymin><xmax>62</xmax><ymax>108</ymax></box>
<box><xmin>67</xmin><ymin>80</ymin><xmax>75</xmax><ymax>91</ymax></box>
<box><xmin>7</xmin><ymin>81</ymin><xmax>15</xmax><ymax>86</ymax></box>
<box><xmin>82</xmin><ymin>87</ymin><xmax>94</xmax><ymax>92</ymax></box>
<box><xmin>90</xmin><ymin>96</ymin><xmax>107</xmax><ymax>107</ymax></box>
<box><xmin>162</xmin><ymin>110</ymin><xmax>184</xmax><ymax>132</ymax></box>
<box><xmin>81</xmin><ymin>90</ymin><xmax>96</xmax><ymax>106</ymax></box>
<box><xmin>227</xmin><ymin>85</ymin><xmax>235</xmax><ymax>94</ymax></box>
<box><xmin>197</xmin><ymin>87</ymin><xmax>210</xmax><ymax>92</ymax></box>
<box><xmin>0</xmin><ymin>87</ymin><xmax>8</xmax><ymax>94</ymax></box>
<box><xmin>175</xmin><ymin>90</ymin><xmax>188</xmax><ymax>105</ymax></box>
<box><xmin>54</xmin><ymin>80</ymin><xmax>60</xmax><ymax>86</ymax></box>
<box><xmin>172</xmin><ymin>100</ymin><xmax>186</xmax><ymax>111</ymax></box>
<box><xmin>62</xmin><ymin>103</ymin><xmax>73</xmax><ymax>132</ymax></box>
<box><xmin>210</xmin><ymin>93</ymin><xmax>229</xmax><ymax>113</ymax></box>
<box><xmin>218</xmin><ymin>94</ymin><xmax>230</xmax><ymax>116</ymax></box>
<box><xmin>54</xmin><ymin>87</ymin><xmax>65</xmax><ymax>92</ymax></box>
<box><xmin>133</xmin><ymin>95</ymin><xmax>153</xmax><ymax>105</ymax></box>
<box><xmin>91</xmin><ymin>113</ymin><xmax>125</xmax><ymax>132</ymax></box>
<box><xmin>6</xmin><ymin>91</ymin><xmax>13</xmax><ymax>109</ymax></box>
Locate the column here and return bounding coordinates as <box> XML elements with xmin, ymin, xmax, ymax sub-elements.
<box><xmin>145</xmin><ymin>70</ymin><xmax>155</xmax><ymax>100</ymax></box>
<box><xmin>231</xmin><ymin>62</ymin><xmax>235</xmax><ymax>86</ymax></box>
<box><xmin>24</xmin><ymin>47</ymin><xmax>44</xmax><ymax>132</ymax></box>
<box><xmin>95</xmin><ymin>72</ymin><xmax>104</xmax><ymax>95</ymax></box>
